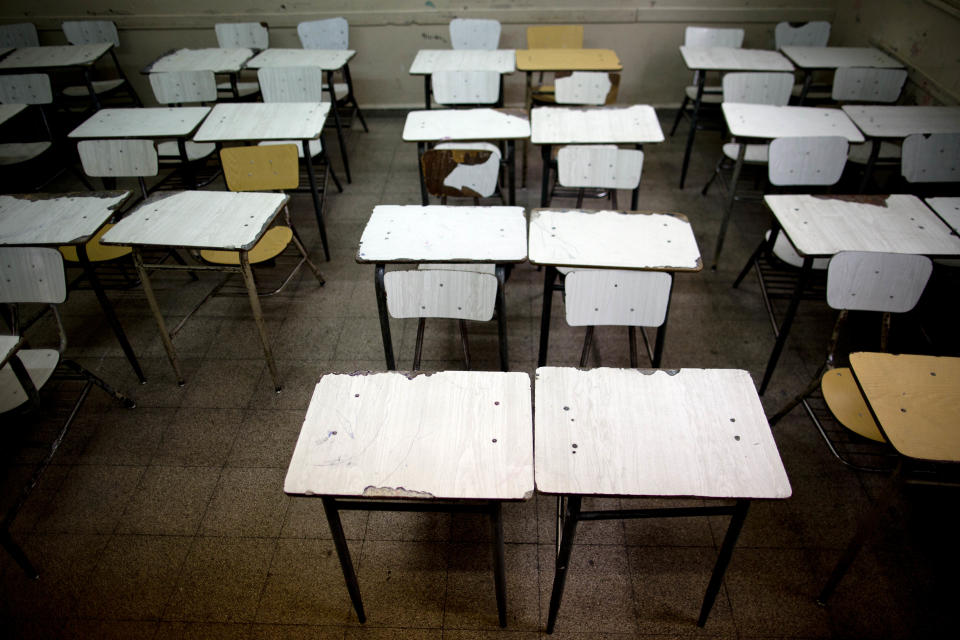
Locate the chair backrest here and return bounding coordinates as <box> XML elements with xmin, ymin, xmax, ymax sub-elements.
<box><xmin>220</xmin><ymin>144</ymin><xmax>299</xmax><ymax>192</ymax></box>
<box><xmin>0</xmin><ymin>22</ymin><xmax>39</xmax><ymax>48</ymax></box>
<box><xmin>684</xmin><ymin>26</ymin><xmax>745</xmax><ymax>48</ymax></box>
<box><xmin>768</xmin><ymin>136</ymin><xmax>848</xmax><ymax>186</ymax></box>
<box><xmin>826</xmin><ymin>251</ymin><xmax>932</xmax><ymax>313</ymax></box>
<box><xmin>557</xmin><ymin>145</ymin><xmax>644</xmax><ymax>190</ymax></box>
<box><xmin>149</xmin><ymin>70</ymin><xmax>217</xmax><ymax>104</ymax></box>
<box><xmin>62</xmin><ymin>20</ymin><xmax>120</xmax><ymax>47</ymax></box>
<box><xmin>257</xmin><ymin>66</ymin><xmax>326</xmax><ymax>103</ymax></box>
<box><xmin>722</xmin><ymin>72</ymin><xmax>794</xmax><ymax>105</ymax></box>
<box><xmin>215</xmin><ymin>22</ymin><xmax>269</xmax><ymax>50</ymax></box>
<box><xmin>0</xmin><ymin>247</ymin><xmax>67</xmax><ymax>305</ymax></box>
<box><xmin>527</xmin><ymin>25</ymin><xmax>584</xmax><ymax>49</ymax></box>
<box><xmin>77</xmin><ymin>139</ymin><xmax>159</xmax><ymax>178</ymax></box>
<box><xmin>831</xmin><ymin>67</ymin><xmax>907</xmax><ymax>103</ymax></box>
<box><xmin>774</xmin><ymin>21</ymin><xmax>830</xmax><ymax>49</ymax></box>
<box><xmin>431</xmin><ymin>70</ymin><xmax>500</xmax><ymax>105</ymax></box>
<box><xmin>297</xmin><ymin>17</ymin><xmax>348</xmax><ymax>50</ymax></box>
<box><xmin>0</xmin><ymin>74</ymin><xmax>52</xmax><ymax>105</ymax></box>
<box><xmin>565</xmin><ymin>270</ymin><xmax>672</xmax><ymax>327</ymax></box>
<box><xmin>421</xmin><ymin>145</ymin><xmax>500</xmax><ymax>199</ymax></box>
<box><xmin>554</xmin><ymin>71</ymin><xmax>619</xmax><ymax>105</ymax></box>
<box><xmin>901</xmin><ymin>133</ymin><xmax>960</xmax><ymax>183</ymax></box>
<box><xmin>384</xmin><ymin>269</ymin><xmax>498</xmax><ymax>321</ymax></box>
<box><xmin>449</xmin><ymin>18</ymin><xmax>500</xmax><ymax>50</ymax></box>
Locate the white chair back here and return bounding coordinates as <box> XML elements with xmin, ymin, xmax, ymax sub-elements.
<box><xmin>297</xmin><ymin>17</ymin><xmax>349</xmax><ymax>50</ymax></box>
<box><xmin>768</xmin><ymin>136</ymin><xmax>848</xmax><ymax>186</ymax></box>
<box><xmin>149</xmin><ymin>71</ymin><xmax>217</xmax><ymax>104</ymax></box>
<box><xmin>831</xmin><ymin>67</ymin><xmax>907</xmax><ymax>103</ymax></box>
<box><xmin>826</xmin><ymin>251</ymin><xmax>932</xmax><ymax>313</ymax></box>
<box><xmin>62</xmin><ymin>20</ymin><xmax>120</xmax><ymax>47</ymax></box>
<box><xmin>684</xmin><ymin>26</ymin><xmax>744</xmax><ymax>48</ymax></box>
<box><xmin>77</xmin><ymin>139</ymin><xmax>158</xmax><ymax>178</ymax></box>
<box><xmin>215</xmin><ymin>22</ymin><xmax>269</xmax><ymax>50</ymax></box>
<box><xmin>0</xmin><ymin>74</ymin><xmax>52</xmax><ymax>105</ymax></box>
<box><xmin>774</xmin><ymin>21</ymin><xmax>830</xmax><ymax>49</ymax></box>
<box><xmin>257</xmin><ymin>67</ymin><xmax>326</xmax><ymax>103</ymax></box>
<box><xmin>557</xmin><ymin>145</ymin><xmax>644</xmax><ymax>190</ymax></box>
<box><xmin>555</xmin><ymin>72</ymin><xmax>615</xmax><ymax>105</ymax></box>
<box><xmin>384</xmin><ymin>269</ymin><xmax>498</xmax><ymax>321</ymax></box>
<box><xmin>431</xmin><ymin>70</ymin><xmax>500</xmax><ymax>105</ymax></box>
<box><xmin>424</xmin><ymin>143</ymin><xmax>501</xmax><ymax>199</ymax></box>
<box><xmin>722</xmin><ymin>72</ymin><xmax>794</xmax><ymax>105</ymax></box>
<box><xmin>901</xmin><ymin>133</ymin><xmax>960</xmax><ymax>184</ymax></box>
<box><xmin>449</xmin><ymin>18</ymin><xmax>501</xmax><ymax>50</ymax></box>
<box><xmin>565</xmin><ymin>270</ymin><xmax>672</xmax><ymax>327</ymax></box>
<box><xmin>0</xmin><ymin>23</ymin><xmax>39</xmax><ymax>48</ymax></box>
<box><xmin>0</xmin><ymin>247</ymin><xmax>66</xmax><ymax>305</ymax></box>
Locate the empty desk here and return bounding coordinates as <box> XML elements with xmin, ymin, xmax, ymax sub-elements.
<box><xmin>409</xmin><ymin>49</ymin><xmax>515</xmax><ymax>109</ymax></box>
<box><xmin>0</xmin><ymin>43</ymin><xmax>122</xmax><ymax>110</ymax></box>
<box><xmin>780</xmin><ymin>46</ymin><xmax>903</xmax><ymax>103</ymax></box>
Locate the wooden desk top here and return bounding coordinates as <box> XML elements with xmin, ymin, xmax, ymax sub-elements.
<box><xmin>284</xmin><ymin>371</ymin><xmax>534</xmax><ymax>500</ymax></box>
<box><xmin>679</xmin><ymin>46</ymin><xmax>794</xmax><ymax>72</ymax></box>
<box><xmin>722</xmin><ymin>104</ymin><xmax>864</xmax><ymax>142</ymax></box>
<box><xmin>193</xmin><ymin>102</ymin><xmax>330</xmax><ymax>142</ymax></box>
<box><xmin>0</xmin><ymin>43</ymin><xmax>112</xmax><ymax>70</ymax></box>
<box><xmin>409</xmin><ymin>49</ymin><xmax>516</xmax><ymax>74</ymax></box>
<box><xmin>143</xmin><ymin>48</ymin><xmax>253</xmax><ymax>74</ymax></box>
<box><xmin>402</xmin><ymin>108</ymin><xmax>530</xmax><ymax>142</ymax></box>
<box><xmin>528</xmin><ymin>209</ymin><xmax>701</xmax><ymax>271</ymax></box>
<box><xmin>531</xmin><ymin>105</ymin><xmax>664</xmax><ymax>144</ymax></box>
<box><xmin>0</xmin><ymin>192</ymin><xmax>130</xmax><ymax>246</ymax></box>
<box><xmin>925</xmin><ymin>197</ymin><xmax>960</xmax><ymax>234</ymax></box>
<box><xmin>534</xmin><ymin>367</ymin><xmax>791</xmax><ymax>499</ymax></box>
<box><xmin>356</xmin><ymin>205</ymin><xmax>527</xmax><ymax>264</ymax></box>
<box><xmin>0</xmin><ymin>103</ymin><xmax>25</xmax><ymax>126</ymax></box>
<box><xmin>102</xmin><ymin>191</ymin><xmax>288</xmax><ymax>251</ymax></box>
<box><xmin>245</xmin><ymin>48</ymin><xmax>354</xmax><ymax>69</ymax></box>
<box><xmin>765</xmin><ymin>194</ymin><xmax>960</xmax><ymax>257</ymax></box>
<box><xmin>841</xmin><ymin>105</ymin><xmax>960</xmax><ymax>138</ymax></box>
<box><xmin>515</xmin><ymin>48</ymin><xmax>622</xmax><ymax>72</ymax></box>
<box><xmin>780</xmin><ymin>46</ymin><xmax>902</xmax><ymax>70</ymax></box>
<box><xmin>850</xmin><ymin>353</ymin><xmax>960</xmax><ymax>462</ymax></box>
<box><xmin>69</xmin><ymin>107</ymin><xmax>211</xmax><ymax>139</ymax></box>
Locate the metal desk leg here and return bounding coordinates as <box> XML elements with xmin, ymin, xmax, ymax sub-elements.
<box><xmin>302</xmin><ymin>139</ymin><xmax>331</xmax><ymax>262</ymax></box>
<box><xmin>322</xmin><ymin>496</ymin><xmax>367</xmax><ymax>623</ymax></box>
<box><xmin>522</xmin><ymin>70</ymin><xmax>532</xmax><ymax>188</ymax></box>
<box><xmin>798</xmin><ymin>70</ymin><xmax>813</xmax><ymax>105</ymax></box>
<box><xmin>697</xmin><ymin>499</ymin><xmax>750</xmax><ymax>627</ymax></box>
<box><xmin>176</xmin><ymin>139</ymin><xmax>198</xmax><ymax>189</ymax></box>
<box><xmin>537</xmin><ymin>266</ymin><xmax>558</xmax><ymax>367</ymax></box>
<box><xmin>417</xmin><ymin>141</ymin><xmax>429</xmax><ymax>205</ymax></box>
<box><xmin>546</xmin><ymin>495</ymin><xmax>582</xmax><ymax>634</ymax></box>
<box><xmin>759</xmin><ymin>255</ymin><xmax>814</xmax><ymax>395</ymax></box>
<box><xmin>374</xmin><ymin>264</ymin><xmax>396</xmax><ymax>370</ymax></box>
<box><xmin>79</xmin><ymin>244</ymin><xmax>146</xmax><ymax>384</ymax></box>
<box><xmin>325</xmin><ymin>71</ymin><xmax>352</xmax><ymax>183</ymax></box>
<box><xmin>631</xmin><ymin>144</ymin><xmax>643</xmax><ymax>210</ymax></box>
<box><xmin>133</xmin><ymin>249</ymin><xmax>184</xmax><ymax>386</ymax></box>
<box><xmin>540</xmin><ymin>144</ymin><xmax>552</xmax><ymax>207</ymax></box>
<box><xmin>240</xmin><ymin>251</ymin><xmax>281</xmax><ymax>393</ymax></box>
<box><xmin>82</xmin><ymin>69</ymin><xmax>103</xmax><ymax>111</ymax></box>
<box><xmin>424</xmin><ymin>75</ymin><xmax>431</xmax><ymax>109</ymax></box>
<box><xmin>495</xmin><ymin>265</ymin><xmax>509</xmax><ymax>372</ymax></box>
<box><xmin>109</xmin><ymin>49</ymin><xmax>141</xmax><ymax>106</ymax></box>
<box><xmin>506</xmin><ymin>140</ymin><xmax>516</xmax><ymax>206</ymax></box>
<box><xmin>710</xmin><ymin>140</ymin><xmax>747</xmax><ymax>270</ymax></box>
<box><xmin>651</xmin><ymin>274</ymin><xmax>675</xmax><ymax>368</ymax></box>
<box><xmin>858</xmin><ymin>139</ymin><xmax>881</xmax><ymax>193</ymax></box>
<box><xmin>679</xmin><ymin>74</ymin><xmax>706</xmax><ymax>189</ymax></box>
<box><xmin>489</xmin><ymin>501</ymin><xmax>508</xmax><ymax>627</ymax></box>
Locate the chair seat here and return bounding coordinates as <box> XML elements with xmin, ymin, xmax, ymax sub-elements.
<box><xmin>0</xmin><ymin>347</ymin><xmax>59</xmax><ymax>413</ymax></box>
<box><xmin>764</xmin><ymin>229</ymin><xmax>829</xmax><ymax>270</ymax></box>
<box><xmin>722</xmin><ymin>142</ymin><xmax>769</xmax><ymax>163</ymax></box>
<box><xmin>216</xmin><ymin>80</ymin><xmax>261</xmax><ymax>98</ymax></box>
<box><xmin>199</xmin><ymin>226</ymin><xmax>293</xmax><ymax>265</ymax></box>
<box><xmin>62</xmin><ymin>79</ymin><xmax>125</xmax><ymax>97</ymax></box>
<box><xmin>258</xmin><ymin>139</ymin><xmax>322</xmax><ymax>159</ymax></box>
<box><xmin>0</xmin><ymin>141</ymin><xmax>50</xmax><ymax>165</ymax></box>
<box><xmin>157</xmin><ymin>140</ymin><xmax>216</xmax><ymax>162</ymax></box>
<box><xmin>59</xmin><ymin>223</ymin><xmax>132</xmax><ymax>263</ymax></box>
<box><xmin>847</xmin><ymin>141</ymin><xmax>902</xmax><ymax>164</ymax></box>
<box><xmin>821</xmin><ymin>367</ymin><xmax>885</xmax><ymax>442</ymax></box>
<box><xmin>685</xmin><ymin>85</ymin><xmax>723</xmax><ymax>102</ymax></box>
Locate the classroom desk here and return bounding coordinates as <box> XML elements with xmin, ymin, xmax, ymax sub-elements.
<box><xmin>356</xmin><ymin>205</ymin><xmax>527</xmax><ymax>371</ymax></box>
<box><xmin>535</xmin><ymin>366</ymin><xmax>791</xmax><ymax>632</ymax></box>
<box><xmin>925</xmin><ymin>197</ymin><xmax>960</xmax><ymax>233</ymax></box>
<box><xmin>740</xmin><ymin>194</ymin><xmax>960</xmax><ymax>395</ymax></box>
<box><xmin>143</xmin><ymin>48</ymin><xmax>253</xmax><ymax>99</ymax></box>
<box><xmin>780</xmin><ymin>46</ymin><xmax>903</xmax><ymax>103</ymax></box>
<box><xmin>285</xmin><ymin>369</ymin><xmax>533</xmax><ymax>626</ymax></box>
<box><xmin>676</xmin><ymin>46</ymin><xmax>794</xmax><ymax>189</ymax></box>
<box><xmin>0</xmin><ymin>43</ymin><xmax>123</xmax><ymax>110</ymax></box>
<box><xmin>193</xmin><ymin>102</ymin><xmax>339</xmax><ymax>261</ymax></box>
<box><xmin>102</xmin><ymin>190</ymin><xmax>289</xmax><ymax>391</ymax></box>
<box><xmin>402</xmin><ymin>108</ymin><xmax>530</xmax><ymax>205</ymax></box>
<box><xmin>528</xmin><ymin>208</ymin><xmax>701</xmax><ymax>368</ymax></box>
<box><xmin>0</xmin><ymin>191</ymin><xmax>143</xmax><ymax>383</ymax></box>
<box><xmin>530</xmin><ymin>105</ymin><xmax>664</xmax><ymax>208</ymax></box>
<box><xmin>817</xmin><ymin>352</ymin><xmax>960</xmax><ymax>604</ymax></box>
<box><xmin>409</xmin><ymin>49</ymin><xmax>515</xmax><ymax>109</ymax></box>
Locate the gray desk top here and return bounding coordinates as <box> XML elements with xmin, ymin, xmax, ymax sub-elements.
<box><xmin>780</xmin><ymin>46</ymin><xmax>902</xmax><ymax>70</ymax></box>
<box><xmin>0</xmin><ymin>192</ymin><xmax>130</xmax><ymax>246</ymax></box>
<box><xmin>925</xmin><ymin>197</ymin><xmax>960</xmax><ymax>234</ymax></box>
<box><xmin>531</xmin><ymin>105</ymin><xmax>664</xmax><ymax>145</ymax></box>
<box><xmin>0</xmin><ymin>103</ymin><xmax>25</xmax><ymax>126</ymax></box>
<box><xmin>410</xmin><ymin>49</ymin><xmax>516</xmax><ymax>74</ymax></box>
<box><xmin>193</xmin><ymin>102</ymin><xmax>330</xmax><ymax>142</ymax></box>
<box><xmin>69</xmin><ymin>107</ymin><xmax>211</xmax><ymax>139</ymax></box>
<box><xmin>841</xmin><ymin>105</ymin><xmax>960</xmax><ymax>138</ymax></box>
<box><xmin>402</xmin><ymin>108</ymin><xmax>530</xmax><ymax>142</ymax></box>
<box><xmin>144</xmin><ymin>48</ymin><xmax>253</xmax><ymax>74</ymax></box>
<box><xmin>679</xmin><ymin>46</ymin><xmax>794</xmax><ymax>72</ymax></box>
<box><xmin>245</xmin><ymin>48</ymin><xmax>354</xmax><ymax>70</ymax></box>
<box><xmin>722</xmin><ymin>103</ymin><xmax>864</xmax><ymax>142</ymax></box>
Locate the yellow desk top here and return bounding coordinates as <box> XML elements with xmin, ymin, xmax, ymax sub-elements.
<box><xmin>516</xmin><ymin>48</ymin><xmax>622</xmax><ymax>72</ymax></box>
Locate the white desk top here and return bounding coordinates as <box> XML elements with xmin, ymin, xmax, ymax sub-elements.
<box><xmin>402</xmin><ymin>108</ymin><xmax>530</xmax><ymax>142</ymax></box>
<box><xmin>0</xmin><ymin>103</ymin><xmax>25</xmax><ymax>126</ymax></box>
<box><xmin>528</xmin><ymin>209</ymin><xmax>702</xmax><ymax>271</ymax></box>
<box><xmin>925</xmin><ymin>197</ymin><xmax>960</xmax><ymax>234</ymax></box>
<box><xmin>531</xmin><ymin>105</ymin><xmax>665</xmax><ymax>145</ymax></box>
<box><xmin>0</xmin><ymin>192</ymin><xmax>130</xmax><ymax>246</ymax></box>
<box><xmin>193</xmin><ymin>102</ymin><xmax>330</xmax><ymax>142</ymax></box>
<box><xmin>356</xmin><ymin>205</ymin><xmax>527</xmax><ymax>263</ymax></box>
<box><xmin>841</xmin><ymin>105</ymin><xmax>960</xmax><ymax>138</ymax></box>
<box><xmin>69</xmin><ymin>107</ymin><xmax>211</xmax><ymax>139</ymax></box>
<box><xmin>102</xmin><ymin>191</ymin><xmax>288</xmax><ymax>251</ymax></box>
<box><xmin>766</xmin><ymin>194</ymin><xmax>960</xmax><ymax>257</ymax></box>
<box><xmin>0</xmin><ymin>43</ymin><xmax>112</xmax><ymax>69</ymax></box>
<box><xmin>144</xmin><ymin>48</ymin><xmax>253</xmax><ymax>73</ymax></box>
<box><xmin>781</xmin><ymin>46</ymin><xmax>902</xmax><ymax>70</ymax></box>
<box><xmin>410</xmin><ymin>49</ymin><xmax>516</xmax><ymax>74</ymax></box>
<box><xmin>284</xmin><ymin>371</ymin><xmax>534</xmax><ymax>500</ymax></box>
<box><xmin>722</xmin><ymin>103</ymin><xmax>864</xmax><ymax>142</ymax></box>
<box><xmin>679</xmin><ymin>46</ymin><xmax>794</xmax><ymax>72</ymax></box>
<box><xmin>534</xmin><ymin>367</ymin><xmax>791</xmax><ymax>499</ymax></box>
<box><xmin>245</xmin><ymin>48</ymin><xmax>354</xmax><ymax>69</ymax></box>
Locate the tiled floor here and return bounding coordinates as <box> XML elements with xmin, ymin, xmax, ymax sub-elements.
<box><xmin>2</xmin><ymin>111</ymin><xmax>958</xmax><ymax>639</ymax></box>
